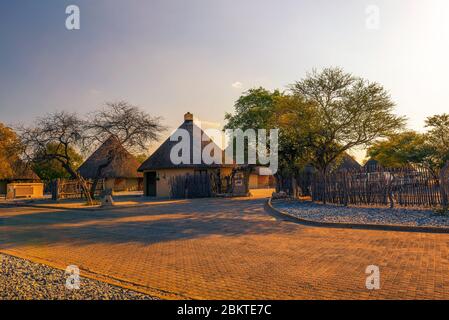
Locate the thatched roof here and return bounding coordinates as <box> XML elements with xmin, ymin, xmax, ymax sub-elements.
<box><xmin>335</xmin><ymin>154</ymin><xmax>362</xmax><ymax>171</ymax></box>
<box><xmin>139</xmin><ymin>113</ymin><xmax>234</xmax><ymax>171</ymax></box>
<box><xmin>1</xmin><ymin>160</ymin><xmax>40</xmax><ymax>181</ymax></box>
<box><xmin>78</xmin><ymin>136</ymin><xmax>143</xmax><ymax>179</ymax></box>
<box><xmin>364</xmin><ymin>158</ymin><xmax>380</xmax><ymax>168</ymax></box>
<box><xmin>363</xmin><ymin>158</ymin><xmax>382</xmax><ymax>172</ymax></box>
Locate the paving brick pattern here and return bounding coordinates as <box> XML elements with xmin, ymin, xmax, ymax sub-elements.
<box><xmin>2</xmin><ymin>193</ymin><xmax>449</xmax><ymax>299</ymax></box>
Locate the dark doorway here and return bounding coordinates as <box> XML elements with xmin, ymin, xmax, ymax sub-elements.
<box><xmin>0</xmin><ymin>181</ymin><xmax>7</xmax><ymax>195</ymax></box>
<box><xmin>145</xmin><ymin>172</ymin><xmax>157</xmax><ymax>196</ymax></box>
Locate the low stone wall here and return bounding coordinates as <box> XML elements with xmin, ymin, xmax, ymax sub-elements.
<box><xmin>6</xmin><ymin>183</ymin><xmax>44</xmax><ymax>199</ymax></box>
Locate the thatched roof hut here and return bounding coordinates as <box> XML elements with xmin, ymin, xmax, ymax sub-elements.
<box><xmin>0</xmin><ymin>160</ymin><xmax>40</xmax><ymax>195</ymax></box>
<box><xmin>363</xmin><ymin>158</ymin><xmax>382</xmax><ymax>172</ymax></box>
<box><xmin>301</xmin><ymin>154</ymin><xmax>361</xmax><ymax>174</ymax></box>
<box><xmin>335</xmin><ymin>154</ymin><xmax>362</xmax><ymax>171</ymax></box>
<box><xmin>138</xmin><ymin>112</ymin><xmax>235</xmax><ymax>197</ymax></box>
<box><xmin>78</xmin><ymin>136</ymin><xmax>142</xmax><ymax>179</ymax></box>
<box><xmin>138</xmin><ymin>112</ymin><xmax>233</xmax><ymax>171</ymax></box>
<box><xmin>2</xmin><ymin>160</ymin><xmax>40</xmax><ymax>181</ymax></box>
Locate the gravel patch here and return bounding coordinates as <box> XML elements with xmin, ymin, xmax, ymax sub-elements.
<box><xmin>0</xmin><ymin>253</ymin><xmax>157</xmax><ymax>300</ymax></box>
<box><xmin>272</xmin><ymin>199</ymin><xmax>449</xmax><ymax>228</ymax></box>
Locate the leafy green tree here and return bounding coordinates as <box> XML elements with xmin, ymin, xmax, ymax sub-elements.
<box><xmin>273</xmin><ymin>95</ymin><xmax>318</xmax><ymax>167</ymax></box>
<box><xmin>271</xmin><ymin>95</ymin><xmax>321</xmax><ymax>194</ymax></box>
<box><xmin>224</xmin><ymin>87</ymin><xmax>283</xmax><ymax>131</ymax></box>
<box><xmin>290</xmin><ymin>67</ymin><xmax>406</xmax><ymax>176</ymax></box>
<box><xmin>425</xmin><ymin>113</ymin><xmax>449</xmax><ymax>169</ymax></box>
<box><xmin>224</xmin><ymin>88</ymin><xmax>286</xmax><ymax>190</ymax></box>
<box><xmin>135</xmin><ymin>153</ymin><xmax>149</xmax><ymax>164</ymax></box>
<box><xmin>224</xmin><ymin>89</ymin><xmax>315</xmax><ymax>193</ymax></box>
<box><xmin>224</xmin><ymin>87</ymin><xmax>282</xmax><ymax>162</ymax></box>
<box><xmin>367</xmin><ymin>131</ymin><xmax>433</xmax><ymax>168</ymax></box>
<box><xmin>0</xmin><ymin>123</ymin><xmax>22</xmax><ymax>179</ymax></box>
<box><xmin>224</xmin><ymin>69</ymin><xmax>406</xmax><ymax>199</ymax></box>
<box><xmin>32</xmin><ymin>142</ymin><xmax>84</xmax><ymax>181</ymax></box>
<box><xmin>367</xmin><ymin>115</ymin><xmax>449</xmax><ymax>181</ymax></box>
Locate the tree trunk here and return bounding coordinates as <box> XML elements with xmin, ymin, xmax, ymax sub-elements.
<box><xmin>90</xmin><ymin>157</ymin><xmax>113</xmax><ymax>198</ymax></box>
<box><xmin>90</xmin><ymin>178</ymin><xmax>100</xmax><ymax>199</ymax></box>
<box><xmin>63</xmin><ymin>163</ymin><xmax>93</xmax><ymax>205</ymax></box>
<box><xmin>51</xmin><ymin>178</ymin><xmax>60</xmax><ymax>201</ymax></box>
<box><xmin>291</xmin><ymin>176</ymin><xmax>298</xmax><ymax>199</ymax></box>
<box><xmin>439</xmin><ymin>162</ymin><xmax>449</xmax><ymax>210</ymax></box>
<box><xmin>321</xmin><ymin>167</ymin><xmax>328</xmax><ymax>204</ymax></box>
<box><xmin>342</xmin><ymin>172</ymin><xmax>349</xmax><ymax>206</ymax></box>
<box><xmin>387</xmin><ymin>174</ymin><xmax>396</xmax><ymax>209</ymax></box>
<box><xmin>275</xmin><ymin>173</ymin><xmax>282</xmax><ymax>193</ymax></box>
<box><xmin>243</xmin><ymin>168</ymin><xmax>251</xmax><ymax>195</ymax></box>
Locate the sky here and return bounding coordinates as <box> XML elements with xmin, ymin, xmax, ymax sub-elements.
<box><xmin>1</xmin><ymin>0</ymin><xmax>449</xmax><ymax>160</ymax></box>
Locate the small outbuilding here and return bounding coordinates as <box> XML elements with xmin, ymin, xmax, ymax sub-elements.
<box><xmin>0</xmin><ymin>160</ymin><xmax>43</xmax><ymax>199</ymax></box>
<box><xmin>78</xmin><ymin>136</ymin><xmax>143</xmax><ymax>192</ymax></box>
<box><xmin>335</xmin><ymin>154</ymin><xmax>362</xmax><ymax>172</ymax></box>
<box><xmin>363</xmin><ymin>158</ymin><xmax>381</xmax><ymax>172</ymax></box>
<box><xmin>248</xmin><ymin>166</ymin><xmax>276</xmax><ymax>189</ymax></box>
<box><xmin>138</xmin><ymin>112</ymin><xmax>234</xmax><ymax>197</ymax></box>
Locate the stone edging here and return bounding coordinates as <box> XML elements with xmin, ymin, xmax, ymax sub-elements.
<box><xmin>16</xmin><ymin>203</ymin><xmax>148</xmax><ymax>212</ymax></box>
<box><xmin>265</xmin><ymin>198</ymin><xmax>449</xmax><ymax>234</ymax></box>
<box><xmin>2</xmin><ymin>198</ymin><xmax>177</xmax><ymax>212</ymax></box>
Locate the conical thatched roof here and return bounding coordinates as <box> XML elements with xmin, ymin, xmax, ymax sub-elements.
<box><xmin>363</xmin><ymin>158</ymin><xmax>382</xmax><ymax>172</ymax></box>
<box><xmin>1</xmin><ymin>160</ymin><xmax>40</xmax><ymax>181</ymax></box>
<box><xmin>335</xmin><ymin>154</ymin><xmax>362</xmax><ymax>171</ymax></box>
<box><xmin>139</xmin><ymin>113</ymin><xmax>233</xmax><ymax>171</ymax></box>
<box><xmin>78</xmin><ymin>136</ymin><xmax>142</xmax><ymax>179</ymax></box>
<box><xmin>364</xmin><ymin>158</ymin><xmax>380</xmax><ymax>168</ymax></box>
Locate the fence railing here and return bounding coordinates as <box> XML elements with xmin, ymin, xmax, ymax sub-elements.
<box><xmin>169</xmin><ymin>172</ymin><xmax>243</xmax><ymax>199</ymax></box>
<box><xmin>169</xmin><ymin>172</ymin><xmax>212</xmax><ymax>199</ymax></box>
<box><xmin>308</xmin><ymin>165</ymin><xmax>448</xmax><ymax>208</ymax></box>
<box><xmin>50</xmin><ymin>178</ymin><xmax>105</xmax><ymax>200</ymax></box>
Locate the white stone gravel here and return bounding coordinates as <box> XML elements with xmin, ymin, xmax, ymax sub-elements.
<box><xmin>272</xmin><ymin>199</ymin><xmax>449</xmax><ymax>228</ymax></box>
<box><xmin>0</xmin><ymin>253</ymin><xmax>157</xmax><ymax>300</ymax></box>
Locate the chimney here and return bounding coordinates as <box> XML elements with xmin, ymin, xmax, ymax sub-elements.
<box><xmin>184</xmin><ymin>112</ymin><xmax>193</xmax><ymax>122</ymax></box>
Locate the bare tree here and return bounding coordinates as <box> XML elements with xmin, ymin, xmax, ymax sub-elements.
<box><xmin>18</xmin><ymin>112</ymin><xmax>94</xmax><ymax>204</ymax></box>
<box><xmin>85</xmin><ymin>101</ymin><xmax>166</xmax><ymax>197</ymax></box>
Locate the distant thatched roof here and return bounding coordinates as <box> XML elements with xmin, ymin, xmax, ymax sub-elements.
<box><xmin>364</xmin><ymin>158</ymin><xmax>380</xmax><ymax>168</ymax></box>
<box><xmin>139</xmin><ymin>113</ymin><xmax>234</xmax><ymax>171</ymax></box>
<box><xmin>335</xmin><ymin>154</ymin><xmax>362</xmax><ymax>171</ymax></box>
<box><xmin>78</xmin><ymin>136</ymin><xmax>143</xmax><ymax>179</ymax></box>
<box><xmin>1</xmin><ymin>160</ymin><xmax>40</xmax><ymax>181</ymax></box>
<box><xmin>301</xmin><ymin>154</ymin><xmax>361</xmax><ymax>174</ymax></box>
<box><xmin>363</xmin><ymin>158</ymin><xmax>382</xmax><ymax>172</ymax></box>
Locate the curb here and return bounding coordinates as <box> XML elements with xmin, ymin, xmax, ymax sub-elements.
<box><xmin>15</xmin><ymin>203</ymin><xmax>149</xmax><ymax>212</ymax></box>
<box><xmin>3</xmin><ymin>198</ymin><xmax>179</xmax><ymax>212</ymax></box>
<box><xmin>265</xmin><ymin>198</ymin><xmax>449</xmax><ymax>234</ymax></box>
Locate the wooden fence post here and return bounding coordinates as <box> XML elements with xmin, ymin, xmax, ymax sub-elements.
<box><xmin>387</xmin><ymin>173</ymin><xmax>396</xmax><ymax>209</ymax></box>
<box><xmin>342</xmin><ymin>171</ymin><xmax>349</xmax><ymax>206</ymax></box>
<box><xmin>440</xmin><ymin>162</ymin><xmax>449</xmax><ymax>209</ymax></box>
<box><xmin>51</xmin><ymin>178</ymin><xmax>60</xmax><ymax>201</ymax></box>
<box><xmin>51</xmin><ymin>179</ymin><xmax>56</xmax><ymax>200</ymax></box>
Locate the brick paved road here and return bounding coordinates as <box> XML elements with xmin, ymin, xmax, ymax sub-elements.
<box><xmin>2</xmin><ymin>193</ymin><xmax>449</xmax><ymax>299</ymax></box>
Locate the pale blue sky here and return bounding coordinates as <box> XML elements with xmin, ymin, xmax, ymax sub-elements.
<box><xmin>1</xmin><ymin>0</ymin><xmax>449</xmax><ymax>158</ymax></box>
